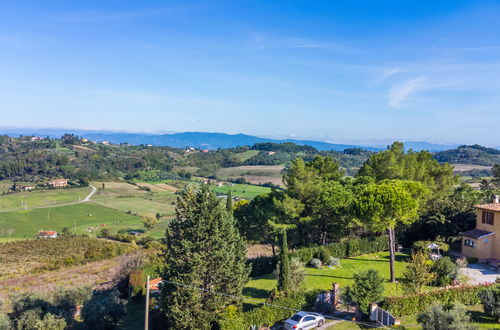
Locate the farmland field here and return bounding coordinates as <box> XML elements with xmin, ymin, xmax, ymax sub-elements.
<box><xmin>0</xmin><ymin>186</ymin><xmax>92</xmax><ymax>212</ymax></box>
<box><xmin>234</xmin><ymin>150</ymin><xmax>260</xmax><ymax>162</ymax></box>
<box><xmin>211</xmin><ymin>183</ymin><xmax>272</xmax><ymax>199</ymax></box>
<box><xmin>216</xmin><ymin>165</ymin><xmax>284</xmax><ymax>186</ymax></box>
<box><xmin>452</xmin><ymin>164</ymin><xmax>493</xmax><ymax>172</ymax></box>
<box><xmin>0</xmin><ymin>237</ymin><xmax>131</xmax><ymax>279</ymax></box>
<box><xmin>0</xmin><ymin>203</ymin><xmax>141</xmax><ymax>241</ymax></box>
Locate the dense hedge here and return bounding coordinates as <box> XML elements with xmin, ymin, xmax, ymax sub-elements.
<box><xmin>290</xmin><ymin>236</ymin><xmax>389</xmax><ymax>264</ymax></box>
<box><xmin>380</xmin><ymin>284</ymin><xmax>494</xmax><ymax>316</ymax></box>
<box><xmin>247</xmin><ymin>256</ymin><xmax>278</xmax><ymax>277</ymax></box>
<box><xmin>218</xmin><ymin>290</ymin><xmax>319</xmax><ymax>330</ymax></box>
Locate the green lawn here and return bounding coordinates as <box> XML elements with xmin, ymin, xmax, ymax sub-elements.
<box><xmin>0</xmin><ymin>203</ymin><xmax>141</xmax><ymax>241</ymax></box>
<box><xmin>234</xmin><ymin>150</ymin><xmax>260</xmax><ymax>162</ymax></box>
<box><xmin>0</xmin><ymin>187</ymin><xmax>92</xmax><ymax>212</ymax></box>
<box><xmin>93</xmin><ymin>196</ymin><xmax>176</xmax><ymax>218</ymax></box>
<box><xmin>211</xmin><ymin>184</ymin><xmax>271</xmax><ymax>199</ymax></box>
<box><xmin>244</xmin><ymin>252</ymin><xmax>410</xmax><ymax>304</ymax></box>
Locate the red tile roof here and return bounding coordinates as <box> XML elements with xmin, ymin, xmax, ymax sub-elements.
<box><xmin>149</xmin><ymin>278</ymin><xmax>162</xmax><ymax>291</ymax></box>
<box><xmin>38</xmin><ymin>230</ymin><xmax>57</xmax><ymax>236</ymax></box>
<box><xmin>475</xmin><ymin>204</ymin><xmax>500</xmax><ymax>212</ymax></box>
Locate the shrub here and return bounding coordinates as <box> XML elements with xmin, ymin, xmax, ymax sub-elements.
<box><xmin>381</xmin><ymin>284</ymin><xmax>493</xmax><ymax>316</ymax></box>
<box><xmin>247</xmin><ymin>256</ymin><xmax>277</xmax><ymax>277</ymax></box>
<box><xmin>16</xmin><ymin>310</ymin><xmax>66</xmax><ymax>330</ymax></box>
<box><xmin>318</xmin><ymin>249</ymin><xmax>331</xmax><ymax>264</ymax></box>
<box><xmin>417</xmin><ymin>303</ymin><xmax>476</xmax><ymax>330</ymax></box>
<box><xmin>309</xmin><ymin>258</ymin><xmax>322</xmax><ymax>269</ymax></box>
<box><xmin>218</xmin><ymin>291</ymin><xmax>318</xmax><ymax>329</ymax></box>
<box><xmin>0</xmin><ymin>310</ymin><xmax>12</xmax><ymax>330</ymax></box>
<box><xmin>81</xmin><ymin>290</ymin><xmax>127</xmax><ymax>329</ymax></box>
<box><xmin>402</xmin><ymin>252</ymin><xmax>436</xmax><ymax>294</ymax></box>
<box><xmin>431</xmin><ymin>257</ymin><xmax>458</xmax><ymax>286</ymax></box>
<box><xmin>478</xmin><ymin>285</ymin><xmax>500</xmax><ymax>321</ymax></box>
<box><xmin>326</xmin><ymin>256</ymin><xmax>340</xmax><ymax>267</ymax></box>
<box><xmin>347</xmin><ymin>269</ymin><xmax>384</xmax><ymax>315</ymax></box>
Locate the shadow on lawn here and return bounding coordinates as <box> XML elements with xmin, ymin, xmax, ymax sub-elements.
<box><xmin>353</xmin><ymin>254</ymin><xmax>410</xmax><ymax>263</ymax></box>
<box><xmin>304</xmin><ymin>274</ymin><xmax>353</xmax><ymax>280</ymax></box>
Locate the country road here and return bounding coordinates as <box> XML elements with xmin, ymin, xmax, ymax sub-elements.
<box><xmin>0</xmin><ymin>184</ymin><xmax>97</xmax><ymax>213</ymax></box>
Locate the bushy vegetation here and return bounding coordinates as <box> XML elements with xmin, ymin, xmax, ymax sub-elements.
<box><xmin>290</xmin><ymin>235</ymin><xmax>389</xmax><ymax>263</ymax></box>
<box><xmin>0</xmin><ymin>237</ymin><xmax>132</xmax><ymax>278</ymax></box>
<box><xmin>218</xmin><ymin>290</ymin><xmax>318</xmax><ymax>330</ymax></box>
<box><xmin>381</xmin><ymin>284</ymin><xmax>493</xmax><ymax>316</ymax></box>
<box><xmin>477</xmin><ymin>285</ymin><xmax>500</xmax><ymax>322</ymax></box>
<box><xmin>346</xmin><ymin>269</ymin><xmax>384</xmax><ymax>314</ymax></box>
<box><xmin>417</xmin><ymin>303</ymin><xmax>477</xmax><ymax>330</ymax></box>
<box><xmin>5</xmin><ymin>287</ymin><xmax>92</xmax><ymax>329</ymax></box>
<box><xmin>433</xmin><ymin>144</ymin><xmax>500</xmax><ymax>166</ymax></box>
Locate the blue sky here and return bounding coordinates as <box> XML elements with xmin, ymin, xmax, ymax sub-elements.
<box><xmin>0</xmin><ymin>1</ymin><xmax>499</xmax><ymax>145</ymax></box>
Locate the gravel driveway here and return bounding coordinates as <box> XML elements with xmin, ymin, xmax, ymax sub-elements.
<box><xmin>460</xmin><ymin>264</ymin><xmax>500</xmax><ymax>284</ymax></box>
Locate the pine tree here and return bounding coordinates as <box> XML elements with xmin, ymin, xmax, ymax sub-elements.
<box><xmin>159</xmin><ymin>186</ymin><xmax>249</xmax><ymax>329</ymax></box>
<box><xmin>277</xmin><ymin>230</ymin><xmax>290</xmax><ymax>293</ymax></box>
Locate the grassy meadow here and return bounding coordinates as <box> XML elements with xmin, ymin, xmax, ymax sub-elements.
<box><xmin>0</xmin><ymin>203</ymin><xmax>141</xmax><ymax>241</ymax></box>
<box><xmin>0</xmin><ymin>187</ymin><xmax>92</xmax><ymax>212</ymax></box>
<box><xmin>211</xmin><ymin>183</ymin><xmax>272</xmax><ymax>199</ymax></box>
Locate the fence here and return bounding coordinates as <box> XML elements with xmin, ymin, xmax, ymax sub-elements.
<box><xmin>369</xmin><ymin>304</ymin><xmax>399</xmax><ymax>327</ymax></box>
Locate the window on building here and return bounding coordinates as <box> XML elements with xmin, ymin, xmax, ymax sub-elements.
<box><xmin>464</xmin><ymin>239</ymin><xmax>475</xmax><ymax>247</ymax></box>
<box><xmin>482</xmin><ymin>211</ymin><xmax>495</xmax><ymax>225</ymax></box>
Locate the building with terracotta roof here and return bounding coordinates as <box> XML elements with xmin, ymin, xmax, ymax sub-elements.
<box><xmin>48</xmin><ymin>179</ymin><xmax>68</xmax><ymax>188</ymax></box>
<box><xmin>148</xmin><ymin>278</ymin><xmax>163</xmax><ymax>292</ymax></box>
<box><xmin>462</xmin><ymin>195</ymin><xmax>500</xmax><ymax>262</ymax></box>
<box><xmin>38</xmin><ymin>230</ymin><xmax>58</xmax><ymax>239</ymax></box>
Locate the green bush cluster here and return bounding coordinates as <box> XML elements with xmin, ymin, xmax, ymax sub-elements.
<box><xmin>381</xmin><ymin>284</ymin><xmax>494</xmax><ymax>316</ymax></box>
<box><xmin>247</xmin><ymin>256</ymin><xmax>278</xmax><ymax>277</ymax></box>
<box><xmin>218</xmin><ymin>291</ymin><xmax>318</xmax><ymax>330</ymax></box>
<box><xmin>290</xmin><ymin>236</ymin><xmax>389</xmax><ymax>264</ymax></box>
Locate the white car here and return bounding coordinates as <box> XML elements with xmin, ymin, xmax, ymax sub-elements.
<box><xmin>284</xmin><ymin>311</ymin><xmax>325</xmax><ymax>330</ymax></box>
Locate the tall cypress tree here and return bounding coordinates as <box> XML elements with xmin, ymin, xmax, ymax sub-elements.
<box><xmin>226</xmin><ymin>190</ymin><xmax>233</xmax><ymax>214</ymax></box>
<box><xmin>277</xmin><ymin>230</ymin><xmax>290</xmax><ymax>293</ymax></box>
<box><xmin>159</xmin><ymin>186</ymin><xmax>249</xmax><ymax>329</ymax></box>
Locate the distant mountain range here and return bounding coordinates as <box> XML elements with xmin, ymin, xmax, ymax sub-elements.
<box><xmin>0</xmin><ymin>127</ymin><xmax>487</xmax><ymax>152</ymax></box>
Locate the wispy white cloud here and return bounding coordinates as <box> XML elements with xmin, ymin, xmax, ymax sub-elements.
<box><xmin>388</xmin><ymin>77</ymin><xmax>425</xmax><ymax>108</ymax></box>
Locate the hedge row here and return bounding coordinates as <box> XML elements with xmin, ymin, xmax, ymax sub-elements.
<box><xmin>290</xmin><ymin>236</ymin><xmax>389</xmax><ymax>264</ymax></box>
<box><xmin>218</xmin><ymin>291</ymin><xmax>318</xmax><ymax>330</ymax></box>
<box><xmin>247</xmin><ymin>256</ymin><xmax>277</xmax><ymax>277</ymax></box>
<box><xmin>380</xmin><ymin>284</ymin><xmax>494</xmax><ymax>316</ymax></box>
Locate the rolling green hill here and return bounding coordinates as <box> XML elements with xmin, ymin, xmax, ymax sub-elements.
<box><xmin>0</xmin><ymin>203</ymin><xmax>141</xmax><ymax>242</ymax></box>
<box><xmin>434</xmin><ymin>145</ymin><xmax>500</xmax><ymax>166</ymax></box>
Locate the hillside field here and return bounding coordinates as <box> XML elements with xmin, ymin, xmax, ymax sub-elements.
<box><xmin>216</xmin><ymin>165</ymin><xmax>284</xmax><ymax>186</ymax></box>
<box><xmin>0</xmin><ymin>187</ymin><xmax>92</xmax><ymax>212</ymax></box>
<box><xmin>211</xmin><ymin>183</ymin><xmax>272</xmax><ymax>199</ymax></box>
<box><xmin>0</xmin><ymin>203</ymin><xmax>141</xmax><ymax>241</ymax></box>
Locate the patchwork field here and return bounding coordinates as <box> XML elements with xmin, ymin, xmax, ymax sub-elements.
<box><xmin>0</xmin><ymin>187</ymin><xmax>92</xmax><ymax>212</ymax></box>
<box><xmin>216</xmin><ymin>165</ymin><xmax>284</xmax><ymax>186</ymax></box>
<box><xmin>211</xmin><ymin>183</ymin><xmax>272</xmax><ymax>199</ymax></box>
<box><xmin>234</xmin><ymin>150</ymin><xmax>260</xmax><ymax>162</ymax></box>
<box><xmin>452</xmin><ymin>164</ymin><xmax>493</xmax><ymax>172</ymax></box>
<box><xmin>0</xmin><ymin>203</ymin><xmax>141</xmax><ymax>241</ymax></box>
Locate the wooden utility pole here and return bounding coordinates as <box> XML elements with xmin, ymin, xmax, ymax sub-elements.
<box><xmin>145</xmin><ymin>275</ymin><xmax>150</xmax><ymax>330</ymax></box>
